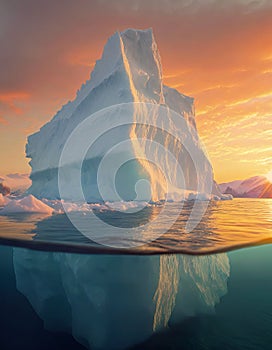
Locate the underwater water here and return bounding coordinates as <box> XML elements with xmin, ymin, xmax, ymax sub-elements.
<box><xmin>0</xmin><ymin>198</ymin><xmax>272</xmax><ymax>349</ymax></box>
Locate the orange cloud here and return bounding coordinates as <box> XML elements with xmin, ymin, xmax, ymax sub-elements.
<box><xmin>0</xmin><ymin>116</ymin><xmax>7</xmax><ymax>125</ymax></box>
<box><xmin>0</xmin><ymin>92</ymin><xmax>30</xmax><ymax>115</ymax></box>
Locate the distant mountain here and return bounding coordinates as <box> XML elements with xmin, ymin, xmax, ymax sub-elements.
<box><xmin>0</xmin><ymin>173</ymin><xmax>31</xmax><ymax>194</ymax></box>
<box><xmin>0</xmin><ymin>182</ymin><xmax>10</xmax><ymax>196</ymax></box>
<box><xmin>219</xmin><ymin>176</ymin><xmax>272</xmax><ymax>198</ymax></box>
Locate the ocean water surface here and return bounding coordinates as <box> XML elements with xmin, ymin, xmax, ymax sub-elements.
<box><xmin>0</xmin><ymin>198</ymin><xmax>271</xmax><ymax>253</ymax></box>
<box><xmin>0</xmin><ymin>198</ymin><xmax>272</xmax><ymax>349</ymax></box>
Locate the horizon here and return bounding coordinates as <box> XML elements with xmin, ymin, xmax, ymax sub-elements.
<box><xmin>0</xmin><ymin>0</ymin><xmax>271</xmax><ymax>183</ymax></box>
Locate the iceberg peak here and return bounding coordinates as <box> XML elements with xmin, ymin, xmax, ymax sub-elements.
<box><xmin>118</xmin><ymin>28</ymin><xmax>164</xmax><ymax>104</ymax></box>
<box><xmin>26</xmin><ymin>28</ymin><xmax>218</xmax><ymax>202</ymax></box>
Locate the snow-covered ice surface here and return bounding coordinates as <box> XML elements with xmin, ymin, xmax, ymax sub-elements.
<box><xmin>0</xmin><ymin>193</ymin><xmax>228</xmax><ymax>217</ymax></box>
<box><xmin>13</xmin><ymin>248</ymin><xmax>229</xmax><ymax>350</ymax></box>
<box><xmin>26</xmin><ymin>28</ymin><xmax>224</xmax><ymax>202</ymax></box>
<box><xmin>0</xmin><ymin>173</ymin><xmax>31</xmax><ymax>194</ymax></box>
<box><xmin>41</xmin><ymin>197</ymin><xmax>152</xmax><ymax>214</ymax></box>
<box><xmin>219</xmin><ymin>176</ymin><xmax>272</xmax><ymax>198</ymax></box>
<box><xmin>0</xmin><ymin>195</ymin><xmax>53</xmax><ymax>215</ymax></box>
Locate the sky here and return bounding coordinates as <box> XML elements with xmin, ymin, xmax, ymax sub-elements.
<box><xmin>0</xmin><ymin>0</ymin><xmax>271</xmax><ymax>183</ymax></box>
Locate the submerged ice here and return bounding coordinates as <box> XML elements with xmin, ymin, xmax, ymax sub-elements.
<box><xmin>26</xmin><ymin>28</ymin><xmax>222</xmax><ymax>202</ymax></box>
<box><xmin>13</xmin><ymin>248</ymin><xmax>230</xmax><ymax>349</ymax></box>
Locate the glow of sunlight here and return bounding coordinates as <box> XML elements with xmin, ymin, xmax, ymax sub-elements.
<box><xmin>266</xmin><ymin>170</ymin><xmax>272</xmax><ymax>183</ymax></box>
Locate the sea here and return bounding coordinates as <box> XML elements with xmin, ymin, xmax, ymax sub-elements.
<box><xmin>0</xmin><ymin>198</ymin><xmax>272</xmax><ymax>349</ymax></box>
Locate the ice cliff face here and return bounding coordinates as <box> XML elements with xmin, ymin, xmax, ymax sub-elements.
<box><xmin>13</xmin><ymin>248</ymin><xmax>229</xmax><ymax>349</ymax></box>
<box><xmin>26</xmin><ymin>28</ymin><xmax>217</xmax><ymax>201</ymax></box>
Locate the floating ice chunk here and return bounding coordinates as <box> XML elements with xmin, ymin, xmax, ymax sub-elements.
<box><xmin>187</xmin><ymin>192</ymin><xmax>211</xmax><ymax>201</ymax></box>
<box><xmin>41</xmin><ymin>198</ymin><xmax>151</xmax><ymax>213</ymax></box>
<box><xmin>220</xmin><ymin>193</ymin><xmax>233</xmax><ymax>200</ymax></box>
<box><xmin>41</xmin><ymin>198</ymin><xmax>107</xmax><ymax>213</ymax></box>
<box><xmin>104</xmin><ymin>200</ymin><xmax>150</xmax><ymax>212</ymax></box>
<box><xmin>0</xmin><ymin>195</ymin><xmax>53</xmax><ymax>215</ymax></box>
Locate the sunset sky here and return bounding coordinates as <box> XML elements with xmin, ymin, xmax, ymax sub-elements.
<box><xmin>0</xmin><ymin>0</ymin><xmax>271</xmax><ymax>183</ymax></box>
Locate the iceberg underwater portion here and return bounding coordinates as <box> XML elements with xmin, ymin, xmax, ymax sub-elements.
<box><xmin>26</xmin><ymin>28</ymin><xmax>223</xmax><ymax>203</ymax></box>
<box><xmin>13</xmin><ymin>248</ymin><xmax>230</xmax><ymax>350</ymax></box>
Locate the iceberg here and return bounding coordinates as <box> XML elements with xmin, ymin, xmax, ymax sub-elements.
<box><xmin>26</xmin><ymin>28</ymin><xmax>221</xmax><ymax>202</ymax></box>
<box><xmin>13</xmin><ymin>248</ymin><xmax>229</xmax><ymax>349</ymax></box>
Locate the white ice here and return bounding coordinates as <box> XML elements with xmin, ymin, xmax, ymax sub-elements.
<box><xmin>0</xmin><ymin>195</ymin><xmax>53</xmax><ymax>215</ymax></box>
<box><xmin>26</xmin><ymin>28</ymin><xmax>222</xmax><ymax>202</ymax></box>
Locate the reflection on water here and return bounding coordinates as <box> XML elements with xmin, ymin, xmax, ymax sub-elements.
<box><xmin>0</xmin><ymin>199</ymin><xmax>271</xmax><ymax>253</ymax></box>
<box><xmin>13</xmin><ymin>248</ymin><xmax>229</xmax><ymax>349</ymax></box>
<box><xmin>0</xmin><ymin>213</ymin><xmax>43</xmax><ymax>241</ymax></box>
<box><xmin>153</xmin><ymin>255</ymin><xmax>179</xmax><ymax>331</ymax></box>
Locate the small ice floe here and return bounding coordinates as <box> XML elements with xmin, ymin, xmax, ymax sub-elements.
<box><xmin>42</xmin><ymin>198</ymin><xmax>151</xmax><ymax>213</ymax></box>
<box><xmin>187</xmin><ymin>192</ymin><xmax>211</xmax><ymax>201</ymax></box>
<box><xmin>220</xmin><ymin>194</ymin><xmax>233</xmax><ymax>200</ymax></box>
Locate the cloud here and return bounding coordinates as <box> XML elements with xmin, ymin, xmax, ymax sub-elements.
<box><xmin>6</xmin><ymin>173</ymin><xmax>29</xmax><ymax>179</ymax></box>
<box><xmin>0</xmin><ymin>116</ymin><xmax>7</xmax><ymax>125</ymax></box>
<box><xmin>95</xmin><ymin>0</ymin><xmax>272</xmax><ymax>13</ymax></box>
<box><xmin>0</xmin><ymin>92</ymin><xmax>30</xmax><ymax>115</ymax></box>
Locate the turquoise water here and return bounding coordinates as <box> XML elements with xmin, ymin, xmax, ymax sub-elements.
<box><xmin>0</xmin><ymin>198</ymin><xmax>272</xmax><ymax>349</ymax></box>
<box><xmin>0</xmin><ymin>245</ymin><xmax>272</xmax><ymax>349</ymax></box>
<box><xmin>135</xmin><ymin>245</ymin><xmax>272</xmax><ymax>349</ymax></box>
